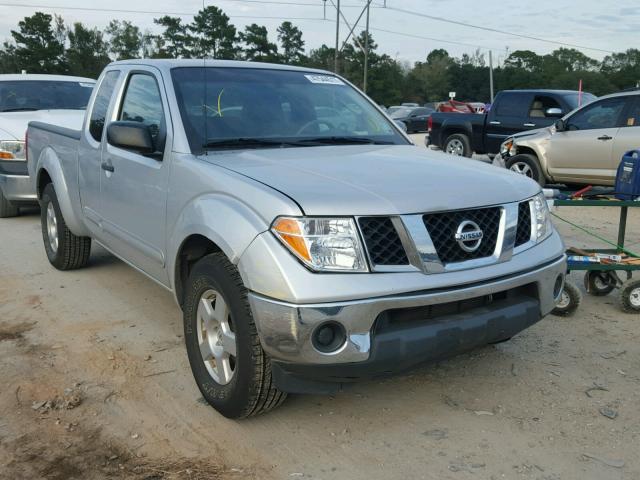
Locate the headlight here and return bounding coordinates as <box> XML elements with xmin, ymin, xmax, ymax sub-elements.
<box><xmin>500</xmin><ymin>138</ymin><xmax>514</xmax><ymax>156</ymax></box>
<box><xmin>532</xmin><ymin>192</ymin><xmax>552</xmax><ymax>242</ymax></box>
<box><xmin>0</xmin><ymin>140</ymin><xmax>26</xmax><ymax>161</ymax></box>
<box><xmin>271</xmin><ymin>217</ymin><xmax>368</xmax><ymax>272</ymax></box>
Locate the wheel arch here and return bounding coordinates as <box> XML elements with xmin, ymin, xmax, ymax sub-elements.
<box><xmin>168</xmin><ymin>193</ymin><xmax>275</xmax><ymax>307</ymax></box>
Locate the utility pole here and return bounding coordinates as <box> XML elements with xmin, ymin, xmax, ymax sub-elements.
<box><xmin>363</xmin><ymin>0</ymin><xmax>371</xmax><ymax>93</ymax></box>
<box><xmin>334</xmin><ymin>0</ymin><xmax>340</xmax><ymax>73</ymax></box>
<box><xmin>489</xmin><ymin>50</ymin><xmax>495</xmax><ymax>103</ymax></box>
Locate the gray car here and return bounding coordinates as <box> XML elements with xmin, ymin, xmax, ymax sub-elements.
<box><xmin>27</xmin><ymin>60</ymin><xmax>566</xmax><ymax>418</ymax></box>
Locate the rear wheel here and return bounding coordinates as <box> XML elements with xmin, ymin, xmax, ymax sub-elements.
<box><xmin>0</xmin><ymin>187</ymin><xmax>19</xmax><ymax>218</ymax></box>
<box><xmin>183</xmin><ymin>252</ymin><xmax>286</xmax><ymax>419</ymax></box>
<box><xmin>506</xmin><ymin>154</ymin><xmax>544</xmax><ymax>185</ymax></box>
<box><xmin>40</xmin><ymin>184</ymin><xmax>91</xmax><ymax>270</ymax></box>
<box><xmin>443</xmin><ymin>133</ymin><xmax>472</xmax><ymax>157</ymax></box>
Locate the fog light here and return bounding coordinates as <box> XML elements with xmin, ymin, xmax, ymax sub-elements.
<box><xmin>553</xmin><ymin>274</ymin><xmax>565</xmax><ymax>300</ymax></box>
<box><xmin>312</xmin><ymin>322</ymin><xmax>346</xmax><ymax>354</ymax></box>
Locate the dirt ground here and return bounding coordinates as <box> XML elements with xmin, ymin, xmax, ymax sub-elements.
<box><xmin>1</xmin><ymin>183</ymin><xmax>639</xmax><ymax>479</ymax></box>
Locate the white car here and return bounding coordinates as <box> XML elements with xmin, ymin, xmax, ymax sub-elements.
<box><xmin>0</xmin><ymin>74</ymin><xmax>95</xmax><ymax>217</ymax></box>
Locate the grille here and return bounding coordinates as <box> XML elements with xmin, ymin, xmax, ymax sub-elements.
<box><xmin>515</xmin><ymin>201</ymin><xmax>532</xmax><ymax>247</ymax></box>
<box><xmin>423</xmin><ymin>207</ymin><xmax>501</xmax><ymax>263</ymax></box>
<box><xmin>358</xmin><ymin>217</ymin><xmax>409</xmax><ymax>266</ymax></box>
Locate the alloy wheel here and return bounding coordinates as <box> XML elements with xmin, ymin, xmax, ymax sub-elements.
<box><xmin>196</xmin><ymin>289</ymin><xmax>237</xmax><ymax>385</ymax></box>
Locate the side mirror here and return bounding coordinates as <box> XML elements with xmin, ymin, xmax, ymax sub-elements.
<box><xmin>554</xmin><ymin>119</ymin><xmax>566</xmax><ymax>132</ymax></box>
<box><xmin>546</xmin><ymin>107</ymin><xmax>563</xmax><ymax>118</ymax></box>
<box><xmin>395</xmin><ymin>120</ymin><xmax>408</xmax><ymax>132</ymax></box>
<box><xmin>107</xmin><ymin>121</ymin><xmax>155</xmax><ymax>154</ymax></box>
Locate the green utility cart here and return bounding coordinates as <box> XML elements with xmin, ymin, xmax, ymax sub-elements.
<box><xmin>551</xmin><ymin>198</ymin><xmax>640</xmax><ymax>315</ymax></box>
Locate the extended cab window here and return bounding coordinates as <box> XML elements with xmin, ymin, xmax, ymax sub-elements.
<box><xmin>118</xmin><ymin>74</ymin><xmax>165</xmax><ymax>148</ymax></box>
<box><xmin>494</xmin><ymin>92</ymin><xmax>531</xmax><ymax>117</ymax></box>
<box><xmin>89</xmin><ymin>70</ymin><xmax>119</xmax><ymax>142</ymax></box>
<box><xmin>566</xmin><ymin>97</ymin><xmax>626</xmax><ymax>131</ymax></box>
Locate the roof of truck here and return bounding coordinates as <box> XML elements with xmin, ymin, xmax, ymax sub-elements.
<box><xmin>500</xmin><ymin>89</ymin><xmax>587</xmax><ymax>94</ymax></box>
<box><xmin>0</xmin><ymin>74</ymin><xmax>95</xmax><ymax>82</ymax></box>
<box><xmin>110</xmin><ymin>58</ymin><xmax>329</xmax><ymax>74</ymax></box>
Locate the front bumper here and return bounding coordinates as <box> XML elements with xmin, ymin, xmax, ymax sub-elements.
<box><xmin>249</xmin><ymin>254</ymin><xmax>566</xmax><ymax>391</ymax></box>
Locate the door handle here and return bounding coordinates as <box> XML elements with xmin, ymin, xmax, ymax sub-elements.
<box><xmin>489</xmin><ymin>121</ymin><xmax>501</xmax><ymax>125</ymax></box>
<box><xmin>101</xmin><ymin>162</ymin><xmax>115</xmax><ymax>172</ymax></box>
<box><xmin>523</xmin><ymin>123</ymin><xmax>536</xmax><ymax>127</ymax></box>
<box><xmin>597</xmin><ymin>135</ymin><xmax>613</xmax><ymax>141</ymax></box>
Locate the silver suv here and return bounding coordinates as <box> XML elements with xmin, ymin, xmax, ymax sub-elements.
<box><xmin>28</xmin><ymin>60</ymin><xmax>566</xmax><ymax>418</ymax></box>
<box><xmin>501</xmin><ymin>91</ymin><xmax>640</xmax><ymax>185</ymax></box>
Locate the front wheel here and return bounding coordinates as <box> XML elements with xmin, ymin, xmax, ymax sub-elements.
<box><xmin>506</xmin><ymin>154</ymin><xmax>545</xmax><ymax>185</ymax></box>
<box><xmin>40</xmin><ymin>184</ymin><xmax>91</xmax><ymax>270</ymax></box>
<box><xmin>183</xmin><ymin>253</ymin><xmax>286</xmax><ymax>419</ymax></box>
<box><xmin>552</xmin><ymin>280</ymin><xmax>581</xmax><ymax>316</ymax></box>
<box><xmin>443</xmin><ymin>133</ymin><xmax>472</xmax><ymax>157</ymax></box>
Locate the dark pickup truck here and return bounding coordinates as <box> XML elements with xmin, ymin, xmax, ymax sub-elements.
<box><xmin>427</xmin><ymin>89</ymin><xmax>596</xmax><ymax>157</ymax></box>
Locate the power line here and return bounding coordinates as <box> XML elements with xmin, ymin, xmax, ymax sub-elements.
<box><xmin>381</xmin><ymin>5</ymin><xmax>614</xmax><ymax>54</ymax></box>
<box><xmin>0</xmin><ymin>2</ymin><xmax>326</xmax><ymax>19</ymax></box>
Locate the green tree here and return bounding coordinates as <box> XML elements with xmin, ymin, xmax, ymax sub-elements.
<box><xmin>66</xmin><ymin>23</ymin><xmax>110</xmax><ymax>78</ymax></box>
<box><xmin>503</xmin><ymin>50</ymin><xmax>542</xmax><ymax>72</ymax></box>
<box><xmin>10</xmin><ymin>12</ymin><xmax>66</xmax><ymax>73</ymax></box>
<box><xmin>239</xmin><ymin>24</ymin><xmax>279</xmax><ymax>62</ymax></box>
<box><xmin>0</xmin><ymin>42</ymin><xmax>20</xmax><ymax>74</ymax></box>
<box><xmin>277</xmin><ymin>21</ymin><xmax>305</xmax><ymax>64</ymax></box>
<box><xmin>189</xmin><ymin>6</ymin><xmax>237</xmax><ymax>59</ymax></box>
<box><xmin>105</xmin><ymin>20</ymin><xmax>143</xmax><ymax>60</ymax></box>
<box><xmin>154</xmin><ymin>16</ymin><xmax>193</xmax><ymax>58</ymax></box>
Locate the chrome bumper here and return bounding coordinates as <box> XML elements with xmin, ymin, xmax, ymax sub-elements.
<box><xmin>0</xmin><ymin>174</ymin><xmax>37</xmax><ymax>202</ymax></box>
<box><xmin>249</xmin><ymin>255</ymin><xmax>566</xmax><ymax>365</ymax></box>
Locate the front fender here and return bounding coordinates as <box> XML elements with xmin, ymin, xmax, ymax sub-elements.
<box><xmin>167</xmin><ymin>193</ymin><xmax>283</xmax><ymax>292</ymax></box>
<box><xmin>36</xmin><ymin>147</ymin><xmax>89</xmax><ymax>236</ymax></box>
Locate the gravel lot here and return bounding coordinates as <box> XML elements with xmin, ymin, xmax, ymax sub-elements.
<box><xmin>1</xmin><ymin>164</ymin><xmax>639</xmax><ymax>480</ymax></box>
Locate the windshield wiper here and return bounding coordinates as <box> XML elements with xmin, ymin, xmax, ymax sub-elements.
<box><xmin>296</xmin><ymin>136</ymin><xmax>394</xmax><ymax>145</ymax></box>
<box><xmin>0</xmin><ymin>107</ymin><xmax>39</xmax><ymax>112</ymax></box>
<box><xmin>203</xmin><ymin>138</ymin><xmax>303</xmax><ymax>150</ymax></box>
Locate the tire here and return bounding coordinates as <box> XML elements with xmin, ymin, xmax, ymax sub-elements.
<box><xmin>618</xmin><ymin>278</ymin><xmax>640</xmax><ymax>313</ymax></box>
<box><xmin>443</xmin><ymin>133</ymin><xmax>472</xmax><ymax>157</ymax></box>
<box><xmin>40</xmin><ymin>184</ymin><xmax>91</xmax><ymax>270</ymax></box>
<box><xmin>584</xmin><ymin>271</ymin><xmax>615</xmax><ymax>296</ymax></box>
<box><xmin>183</xmin><ymin>252</ymin><xmax>286</xmax><ymax>419</ymax></box>
<box><xmin>552</xmin><ymin>280</ymin><xmax>581</xmax><ymax>316</ymax></box>
<box><xmin>506</xmin><ymin>154</ymin><xmax>545</xmax><ymax>185</ymax></box>
<box><xmin>0</xmin><ymin>186</ymin><xmax>19</xmax><ymax>218</ymax></box>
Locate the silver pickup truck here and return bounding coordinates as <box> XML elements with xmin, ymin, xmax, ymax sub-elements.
<box><xmin>28</xmin><ymin>60</ymin><xmax>566</xmax><ymax>419</ymax></box>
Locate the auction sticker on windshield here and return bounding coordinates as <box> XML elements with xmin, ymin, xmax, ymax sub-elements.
<box><xmin>304</xmin><ymin>74</ymin><xmax>345</xmax><ymax>85</ymax></box>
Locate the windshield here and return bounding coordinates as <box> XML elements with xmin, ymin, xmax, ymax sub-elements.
<box><xmin>0</xmin><ymin>80</ymin><xmax>94</xmax><ymax>112</ymax></box>
<box><xmin>390</xmin><ymin>107</ymin><xmax>413</xmax><ymax>119</ymax></box>
<box><xmin>171</xmin><ymin>67</ymin><xmax>408</xmax><ymax>152</ymax></box>
<box><xmin>563</xmin><ymin>92</ymin><xmax>597</xmax><ymax>110</ymax></box>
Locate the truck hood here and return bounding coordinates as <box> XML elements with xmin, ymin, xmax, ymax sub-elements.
<box><xmin>204</xmin><ymin>145</ymin><xmax>540</xmax><ymax>215</ymax></box>
<box><xmin>0</xmin><ymin>109</ymin><xmax>85</xmax><ymax>140</ymax></box>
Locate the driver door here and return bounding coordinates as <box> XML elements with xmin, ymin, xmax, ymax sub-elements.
<box><xmin>98</xmin><ymin>69</ymin><xmax>172</xmax><ymax>285</ymax></box>
<box><xmin>545</xmin><ymin>97</ymin><xmax>627</xmax><ymax>185</ymax></box>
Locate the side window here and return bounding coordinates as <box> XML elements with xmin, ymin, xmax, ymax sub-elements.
<box><xmin>118</xmin><ymin>74</ymin><xmax>165</xmax><ymax>149</ymax></box>
<box><xmin>622</xmin><ymin>97</ymin><xmax>640</xmax><ymax>128</ymax></box>
<box><xmin>528</xmin><ymin>95</ymin><xmax>562</xmax><ymax>118</ymax></box>
<box><xmin>566</xmin><ymin>97</ymin><xmax>626</xmax><ymax>131</ymax></box>
<box><xmin>495</xmin><ymin>93</ymin><xmax>531</xmax><ymax>117</ymax></box>
<box><xmin>89</xmin><ymin>70</ymin><xmax>120</xmax><ymax>142</ymax></box>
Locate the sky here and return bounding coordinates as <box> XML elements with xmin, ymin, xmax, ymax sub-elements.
<box><xmin>0</xmin><ymin>0</ymin><xmax>638</xmax><ymax>65</ymax></box>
